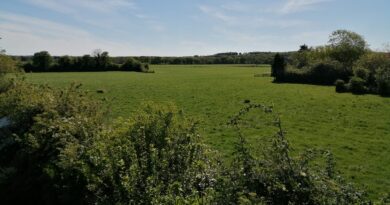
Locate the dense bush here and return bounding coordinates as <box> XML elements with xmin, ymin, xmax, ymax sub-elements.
<box><xmin>0</xmin><ymin>54</ymin><xmax>19</xmax><ymax>92</ymax></box>
<box><xmin>0</xmin><ymin>82</ymin><xmax>105</xmax><ymax>204</ymax></box>
<box><xmin>349</xmin><ymin>77</ymin><xmax>367</xmax><ymax>94</ymax></box>
<box><xmin>271</xmin><ymin>53</ymin><xmax>286</xmax><ymax>81</ymax></box>
<box><xmin>335</xmin><ymin>79</ymin><xmax>348</xmax><ymax>93</ymax></box>
<box><xmin>306</xmin><ymin>59</ymin><xmax>345</xmax><ymax>84</ymax></box>
<box><xmin>121</xmin><ymin>58</ymin><xmax>150</xmax><ymax>72</ymax></box>
<box><xmin>376</xmin><ymin>66</ymin><xmax>390</xmax><ymax>96</ymax></box>
<box><xmin>78</xmin><ymin>103</ymin><xmax>218</xmax><ymax>204</ymax></box>
<box><xmin>353</xmin><ymin>67</ymin><xmax>370</xmax><ymax>81</ymax></box>
<box><xmin>281</xmin><ymin>60</ymin><xmax>346</xmax><ymax>85</ymax></box>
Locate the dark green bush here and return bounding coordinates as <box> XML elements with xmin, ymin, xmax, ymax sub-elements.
<box><xmin>349</xmin><ymin>77</ymin><xmax>367</xmax><ymax>94</ymax></box>
<box><xmin>79</xmin><ymin>103</ymin><xmax>218</xmax><ymax>204</ymax></box>
<box><xmin>306</xmin><ymin>59</ymin><xmax>346</xmax><ymax>85</ymax></box>
<box><xmin>281</xmin><ymin>60</ymin><xmax>347</xmax><ymax>85</ymax></box>
<box><xmin>353</xmin><ymin>67</ymin><xmax>370</xmax><ymax>80</ymax></box>
<box><xmin>271</xmin><ymin>53</ymin><xmax>286</xmax><ymax>81</ymax></box>
<box><xmin>121</xmin><ymin>58</ymin><xmax>150</xmax><ymax>72</ymax></box>
<box><xmin>376</xmin><ymin>67</ymin><xmax>390</xmax><ymax>96</ymax></box>
<box><xmin>335</xmin><ymin>79</ymin><xmax>348</xmax><ymax>93</ymax></box>
<box><xmin>0</xmin><ymin>81</ymin><xmax>105</xmax><ymax>204</ymax></box>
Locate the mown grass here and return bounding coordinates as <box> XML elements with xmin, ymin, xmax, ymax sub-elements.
<box><xmin>26</xmin><ymin>64</ymin><xmax>390</xmax><ymax>198</ymax></box>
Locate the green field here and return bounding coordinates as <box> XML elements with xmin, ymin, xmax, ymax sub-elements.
<box><xmin>26</xmin><ymin>64</ymin><xmax>390</xmax><ymax>198</ymax></box>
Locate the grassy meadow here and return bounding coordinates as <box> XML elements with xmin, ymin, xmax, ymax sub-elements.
<box><xmin>26</xmin><ymin>64</ymin><xmax>390</xmax><ymax>198</ymax></box>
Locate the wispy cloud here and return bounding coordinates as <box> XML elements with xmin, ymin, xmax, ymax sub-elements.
<box><xmin>198</xmin><ymin>5</ymin><xmax>309</xmax><ymax>28</ymax></box>
<box><xmin>198</xmin><ymin>5</ymin><xmax>236</xmax><ymax>24</ymax></box>
<box><xmin>23</xmin><ymin>0</ymin><xmax>165</xmax><ymax>34</ymax></box>
<box><xmin>279</xmin><ymin>0</ymin><xmax>332</xmax><ymax>14</ymax></box>
<box><xmin>0</xmin><ymin>11</ymin><xmax>134</xmax><ymax>55</ymax></box>
<box><xmin>24</xmin><ymin>0</ymin><xmax>136</xmax><ymax>14</ymax></box>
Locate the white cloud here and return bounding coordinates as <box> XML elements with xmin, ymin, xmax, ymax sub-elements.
<box><xmin>199</xmin><ymin>5</ymin><xmax>309</xmax><ymax>28</ymax></box>
<box><xmin>279</xmin><ymin>0</ymin><xmax>332</xmax><ymax>14</ymax></box>
<box><xmin>24</xmin><ymin>0</ymin><xmax>136</xmax><ymax>14</ymax></box>
<box><xmin>0</xmin><ymin>11</ymin><xmax>136</xmax><ymax>56</ymax></box>
<box><xmin>199</xmin><ymin>5</ymin><xmax>237</xmax><ymax>24</ymax></box>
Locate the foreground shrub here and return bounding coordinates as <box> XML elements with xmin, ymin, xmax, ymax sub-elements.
<box><xmin>78</xmin><ymin>104</ymin><xmax>218</xmax><ymax>204</ymax></box>
<box><xmin>220</xmin><ymin>103</ymin><xmax>369</xmax><ymax>204</ymax></box>
<box><xmin>335</xmin><ymin>79</ymin><xmax>348</xmax><ymax>93</ymax></box>
<box><xmin>0</xmin><ymin>81</ymin><xmax>216</xmax><ymax>204</ymax></box>
<box><xmin>349</xmin><ymin>77</ymin><xmax>367</xmax><ymax>94</ymax></box>
<box><xmin>0</xmin><ymin>54</ymin><xmax>19</xmax><ymax>93</ymax></box>
<box><xmin>0</xmin><ymin>81</ymin><xmax>105</xmax><ymax>204</ymax></box>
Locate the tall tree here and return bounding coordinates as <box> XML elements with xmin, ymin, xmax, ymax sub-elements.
<box><xmin>328</xmin><ymin>30</ymin><xmax>367</xmax><ymax>71</ymax></box>
<box><xmin>271</xmin><ymin>53</ymin><xmax>286</xmax><ymax>81</ymax></box>
<box><xmin>92</xmin><ymin>49</ymin><xmax>110</xmax><ymax>70</ymax></box>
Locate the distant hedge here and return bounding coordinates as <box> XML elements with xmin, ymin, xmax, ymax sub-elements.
<box><xmin>22</xmin><ymin>50</ymin><xmax>151</xmax><ymax>73</ymax></box>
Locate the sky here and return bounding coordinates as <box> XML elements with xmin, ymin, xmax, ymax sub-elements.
<box><xmin>0</xmin><ymin>0</ymin><xmax>389</xmax><ymax>56</ymax></box>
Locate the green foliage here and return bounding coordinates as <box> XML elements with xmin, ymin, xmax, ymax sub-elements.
<box><xmin>0</xmin><ymin>54</ymin><xmax>17</xmax><ymax>75</ymax></box>
<box><xmin>222</xmin><ymin>103</ymin><xmax>369</xmax><ymax>204</ymax></box>
<box><xmin>56</xmin><ymin>55</ymin><xmax>73</xmax><ymax>70</ymax></box>
<box><xmin>376</xmin><ymin>66</ymin><xmax>390</xmax><ymax>96</ymax></box>
<box><xmin>306</xmin><ymin>59</ymin><xmax>345</xmax><ymax>84</ymax></box>
<box><xmin>282</xmin><ymin>59</ymin><xmax>346</xmax><ymax>85</ymax></box>
<box><xmin>32</xmin><ymin>51</ymin><xmax>53</xmax><ymax>71</ymax></box>
<box><xmin>0</xmin><ymin>80</ymin><xmax>105</xmax><ymax>204</ymax></box>
<box><xmin>291</xmin><ymin>45</ymin><xmax>311</xmax><ymax>68</ymax></box>
<box><xmin>353</xmin><ymin>67</ymin><xmax>370</xmax><ymax>81</ymax></box>
<box><xmin>23</xmin><ymin>50</ymin><xmax>151</xmax><ymax>73</ymax></box>
<box><xmin>328</xmin><ymin>30</ymin><xmax>368</xmax><ymax>70</ymax></box>
<box><xmin>271</xmin><ymin>53</ymin><xmax>286</xmax><ymax>81</ymax></box>
<box><xmin>335</xmin><ymin>79</ymin><xmax>348</xmax><ymax>93</ymax></box>
<box><xmin>274</xmin><ymin>30</ymin><xmax>390</xmax><ymax>96</ymax></box>
<box><xmin>349</xmin><ymin>77</ymin><xmax>367</xmax><ymax>94</ymax></box>
<box><xmin>0</xmin><ymin>54</ymin><xmax>20</xmax><ymax>93</ymax></box>
<box><xmin>121</xmin><ymin>57</ymin><xmax>150</xmax><ymax>72</ymax></box>
<box><xmin>92</xmin><ymin>49</ymin><xmax>111</xmax><ymax>70</ymax></box>
<box><xmin>0</xmin><ymin>81</ymin><xmax>215</xmax><ymax>204</ymax></box>
<box><xmin>79</xmin><ymin>103</ymin><xmax>218</xmax><ymax>204</ymax></box>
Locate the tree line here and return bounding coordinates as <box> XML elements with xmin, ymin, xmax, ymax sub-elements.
<box><xmin>271</xmin><ymin>30</ymin><xmax>390</xmax><ymax>96</ymax></box>
<box><xmin>20</xmin><ymin>49</ymin><xmax>151</xmax><ymax>73</ymax></box>
<box><xmin>14</xmin><ymin>51</ymin><xmax>288</xmax><ymax>73</ymax></box>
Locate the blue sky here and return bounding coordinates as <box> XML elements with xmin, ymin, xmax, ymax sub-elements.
<box><xmin>1</xmin><ymin>0</ymin><xmax>389</xmax><ymax>56</ymax></box>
